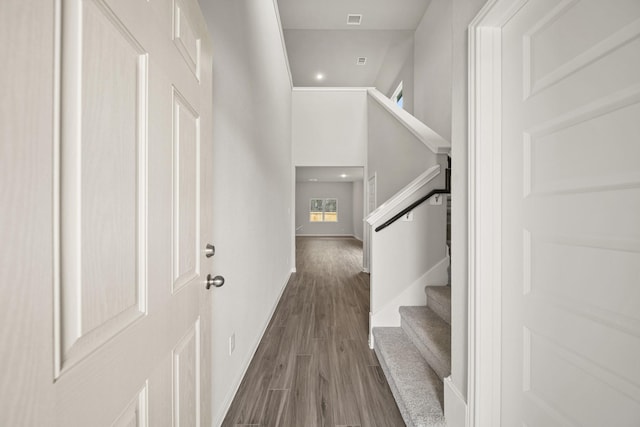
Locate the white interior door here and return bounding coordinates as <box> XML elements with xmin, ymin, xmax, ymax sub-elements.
<box><xmin>500</xmin><ymin>0</ymin><xmax>640</xmax><ymax>425</ymax></box>
<box><xmin>1</xmin><ymin>0</ymin><xmax>214</xmax><ymax>425</ymax></box>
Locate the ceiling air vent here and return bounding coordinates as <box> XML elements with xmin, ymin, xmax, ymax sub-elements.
<box><xmin>347</xmin><ymin>14</ymin><xmax>362</xmax><ymax>25</ymax></box>
<box><xmin>356</xmin><ymin>57</ymin><xmax>367</xmax><ymax>65</ymax></box>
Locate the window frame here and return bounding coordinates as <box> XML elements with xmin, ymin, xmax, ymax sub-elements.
<box><xmin>309</xmin><ymin>198</ymin><xmax>339</xmax><ymax>222</ymax></box>
<box><xmin>391</xmin><ymin>81</ymin><xmax>403</xmax><ymax>109</ymax></box>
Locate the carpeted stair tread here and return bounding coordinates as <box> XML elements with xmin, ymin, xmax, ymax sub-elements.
<box><xmin>373</xmin><ymin>327</ymin><xmax>446</xmax><ymax>427</ymax></box>
<box><xmin>399</xmin><ymin>306</ymin><xmax>451</xmax><ymax>379</ymax></box>
<box><xmin>425</xmin><ymin>286</ymin><xmax>451</xmax><ymax>325</ymax></box>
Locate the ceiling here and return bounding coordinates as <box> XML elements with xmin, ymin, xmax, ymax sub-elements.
<box><xmin>296</xmin><ymin>167</ymin><xmax>364</xmax><ymax>183</ymax></box>
<box><xmin>278</xmin><ymin>0</ymin><xmax>432</xmax><ymax>87</ymax></box>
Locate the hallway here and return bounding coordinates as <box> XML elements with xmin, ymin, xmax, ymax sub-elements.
<box><xmin>223</xmin><ymin>237</ymin><xmax>404</xmax><ymax>426</ymax></box>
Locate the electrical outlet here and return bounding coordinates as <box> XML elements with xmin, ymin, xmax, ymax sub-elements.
<box><xmin>229</xmin><ymin>333</ymin><xmax>235</xmax><ymax>355</ymax></box>
<box><xmin>429</xmin><ymin>194</ymin><xmax>443</xmax><ymax>205</ymax></box>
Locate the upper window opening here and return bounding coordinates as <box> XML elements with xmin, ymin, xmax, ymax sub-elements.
<box><xmin>391</xmin><ymin>81</ymin><xmax>404</xmax><ymax>109</ymax></box>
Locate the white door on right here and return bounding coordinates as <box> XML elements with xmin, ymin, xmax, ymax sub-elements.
<box><xmin>500</xmin><ymin>0</ymin><xmax>640</xmax><ymax>425</ymax></box>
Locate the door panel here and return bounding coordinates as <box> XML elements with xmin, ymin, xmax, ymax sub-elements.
<box><xmin>173</xmin><ymin>88</ymin><xmax>201</xmax><ymax>293</ymax></box>
<box><xmin>173</xmin><ymin>0</ymin><xmax>201</xmax><ymax>81</ymax></box>
<box><xmin>173</xmin><ymin>319</ymin><xmax>201</xmax><ymax>427</ymax></box>
<box><xmin>59</xmin><ymin>0</ymin><xmax>149</xmax><ymax>372</ymax></box>
<box><xmin>53</xmin><ymin>0</ymin><xmax>213</xmax><ymax>425</ymax></box>
<box><xmin>501</xmin><ymin>0</ymin><xmax>640</xmax><ymax>425</ymax></box>
<box><xmin>112</xmin><ymin>384</ymin><xmax>148</xmax><ymax>427</ymax></box>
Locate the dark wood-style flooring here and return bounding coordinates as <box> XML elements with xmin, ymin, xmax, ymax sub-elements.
<box><xmin>222</xmin><ymin>237</ymin><xmax>404</xmax><ymax>426</ymax></box>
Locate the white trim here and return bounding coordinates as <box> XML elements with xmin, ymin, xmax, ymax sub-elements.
<box><xmin>367</xmin><ymin>88</ymin><xmax>451</xmax><ymax>154</ymax></box>
<box><xmin>290</xmin><ymin>143</ymin><xmax>296</xmax><ymax>276</ymax></box>
<box><xmin>468</xmin><ymin>1</ymin><xmax>526</xmax><ymax>426</ymax></box>
<box><xmin>292</xmin><ymin>86</ymin><xmax>374</xmax><ymax>92</ymax></box>
<box><xmin>368</xmin><ymin>311</ymin><xmax>374</xmax><ymax>349</ymax></box>
<box><xmin>365</xmin><ymin>165</ymin><xmax>441</xmax><ymax>226</ymax></box>
<box><xmin>444</xmin><ymin>376</ymin><xmax>468</xmax><ymax>427</ymax></box>
<box><xmin>363</xmin><ymin>173</ymin><xmax>376</xmax><ymax>273</ymax></box>
<box><xmin>53</xmin><ymin>0</ymin><xmax>62</xmax><ymax>379</ymax></box>
<box><xmin>214</xmin><ymin>270</ymin><xmax>293</xmax><ymax>425</ymax></box>
<box><xmin>271</xmin><ymin>0</ymin><xmax>292</xmax><ymax>89</ymax></box>
<box><xmin>367</xmin><ymin>173</ymin><xmax>377</xmax><ymax>212</ymax></box>
<box><xmin>295</xmin><ymin>234</ymin><xmax>356</xmax><ymax>238</ymax></box>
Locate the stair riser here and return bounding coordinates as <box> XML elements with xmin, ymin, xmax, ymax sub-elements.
<box><xmin>427</xmin><ymin>295</ymin><xmax>451</xmax><ymax>325</ymax></box>
<box><xmin>424</xmin><ymin>287</ymin><xmax>452</xmax><ymax>326</ymax></box>
<box><xmin>401</xmin><ymin>319</ymin><xmax>450</xmax><ymax>380</ymax></box>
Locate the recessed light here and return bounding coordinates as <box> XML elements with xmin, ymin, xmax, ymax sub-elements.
<box><xmin>308</xmin><ymin>178</ymin><xmax>318</xmax><ymax>182</ymax></box>
<box><xmin>316</xmin><ymin>73</ymin><xmax>325</xmax><ymax>81</ymax></box>
<box><xmin>347</xmin><ymin>14</ymin><xmax>362</xmax><ymax>25</ymax></box>
<box><xmin>340</xmin><ymin>174</ymin><xmax>347</xmax><ymax>178</ymax></box>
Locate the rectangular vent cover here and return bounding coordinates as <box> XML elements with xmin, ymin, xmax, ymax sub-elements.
<box><xmin>356</xmin><ymin>57</ymin><xmax>367</xmax><ymax>65</ymax></box>
<box><xmin>347</xmin><ymin>14</ymin><xmax>362</xmax><ymax>25</ymax></box>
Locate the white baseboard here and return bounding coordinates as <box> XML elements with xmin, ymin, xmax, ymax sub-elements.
<box><xmin>291</xmin><ymin>267</ymin><xmax>296</xmax><ymax>273</ymax></box>
<box><xmin>295</xmin><ymin>233</ymin><xmax>357</xmax><ymax>238</ymax></box>
<box><xmin>371</xmin><ymin>256</ymin><xmax>449</xmax><ymax>327</ymax></box>
<box><xmin>444</xmin><ymin>376</ymin><xmax>468</xmax><ymax>427</ymax></box>
<box><xmin>368</xmin><ymin>311</ymin><xmax>374</xmax><ymax>349</ymax></box>
<box><xmin>212</xmin><ymin>270</ymin><xmax>292</xmax><ymax>426</ymax></box>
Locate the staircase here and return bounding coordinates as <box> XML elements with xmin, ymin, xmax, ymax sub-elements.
<box><xmin>365</xmin><ymin>98</ymin><xmax>452</xmax><ymax>425</ymax></box>
<box><xmin>373</xmin><ymin>285</ymin><xmax>451</xmax><ymax>426</ymax></box>
<box><xmin>371</xmin><ymin>159</ymin><xmax>452</xmax><ymax>426</ymax></box>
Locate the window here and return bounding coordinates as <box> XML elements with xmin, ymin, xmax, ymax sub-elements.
<box><xmin>391</xmin><ymin>81</ymin><xmax>403</xmax><ymax>109</ymax></box>
<box><xmin>310</xmin><ymin>198</ymin><xmax>338</xmax><ymax>222</ymax></box>
<box><xmin>396</xmin><ymin>90</ymin><xmax>403</xmax><ymax>109</ymax></box>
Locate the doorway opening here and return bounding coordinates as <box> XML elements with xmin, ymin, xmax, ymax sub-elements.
<box><xmin>294</xmin><ymin>166</ymin><xmax>365</xmax><ymax>270</ymax></box>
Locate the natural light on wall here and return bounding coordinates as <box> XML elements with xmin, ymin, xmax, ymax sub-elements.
<box><xmin>310</xmin><ymin>198</ymin><xmax>338</xmax><ymax>222</ymax></box>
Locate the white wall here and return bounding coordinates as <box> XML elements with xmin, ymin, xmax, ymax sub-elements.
<box><xmin>198</xmin><ymin>0</ymin><xmax>293</xmax><ymax>424</ymax></box>
<box><xmin>352</xmin><ymin>180</ymin><xmax>364</xmax><ymax>241</ymax></box>
<box><xmin>370</xmin><ymin>200</ymin><xmax>447</xmax><ymax>327</ymax></box>
<box><xmin>295</xmin><ymin>182</ymin><xmax>355</xmax><ymax>236</ymax></box>
<box><xmin>292</xmin><ymin>89</ymin><xmax>367</xmax><ymax>166</ymax></box>
<box><xmin>367</xmin><ymin>97</ymin><xmax>447</xmax><ymax>205</ymax></box>
<box><xmin>414</xmin><ymin>0</ymin><xmax>453</xmax><ymax>142</ymax></box>
<box><xmin>374</xmin><ymin>36</ymin><xmax>415</xmax><ymax>115</ymax></box>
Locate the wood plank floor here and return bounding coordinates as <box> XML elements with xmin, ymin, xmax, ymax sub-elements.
<box><xmin>222</xmin><ymin>237</ymin><xmax>405</xmax><ymax>427</ymax></box>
